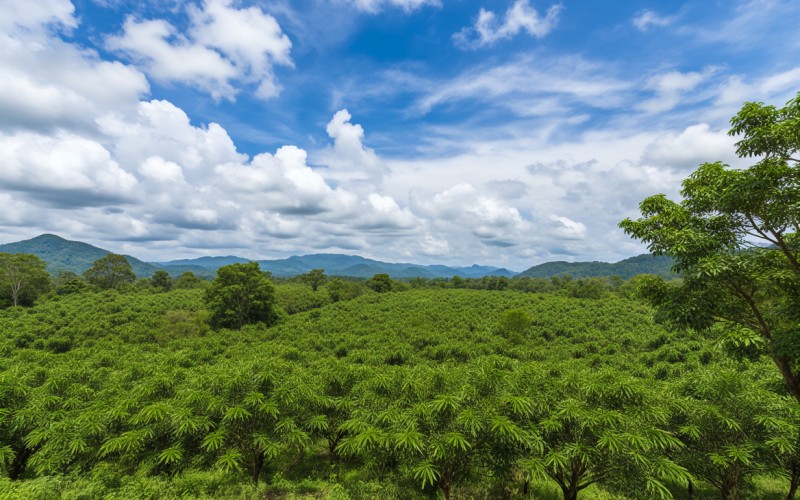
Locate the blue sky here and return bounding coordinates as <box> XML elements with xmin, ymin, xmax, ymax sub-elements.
<box><xmin>1</xmin><ymin>0</ymin><xmax>798</xmax><ymax>269</ymax></box>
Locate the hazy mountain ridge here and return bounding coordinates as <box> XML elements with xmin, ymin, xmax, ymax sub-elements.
<box><xmin>0</xmin><ymin>234</ymin><xmax>674</xmax><ymax>279</ymax></box>
<box><xmin>516</xmin><ymin>254</ymin><xmax>676</xmax><ymax>280</ymax></box>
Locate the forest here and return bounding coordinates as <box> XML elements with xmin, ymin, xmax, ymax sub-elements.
<box><xmin>0</xmin><ymin>92</ymin><xmax>798</xmax><ymax>500</ymax></box>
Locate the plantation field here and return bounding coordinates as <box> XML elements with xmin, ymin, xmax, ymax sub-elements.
<box><xmin>0</xmin><ymin>286</ymin><xmax>793</xmax><ymax>499</ymax></box>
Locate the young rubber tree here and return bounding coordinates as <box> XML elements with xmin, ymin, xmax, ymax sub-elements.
<box><xmin>673</xmin><ymin>367</ymin><xmax>780</xmax><ymax>500</ymax></box>
<box><xmin>528</xmin><ymin>369</ymin><xmax>689</xmax><ymax>500</ymax></box>
<box><xmin>620</xmin><ymin>92</ymin><xmax>800</xmax><ymax>403</ymax></box>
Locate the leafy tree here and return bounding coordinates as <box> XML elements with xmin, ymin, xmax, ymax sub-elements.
<box><xmin>527</xmin><ymin>370</ymin><xmax>689</xmax><ymax>500</ymax></box>
<box><xmin>326</xmin><ymin>278</ymin><xmax>366</xmax><ymax>302</ymax></box>
<box><xmin>673</xmin><ymin>367</ymin><xmax>780</xmax><ymax>500</ymax></box>
<box><xmin>0</xmin><ymin>253</ymin><xmax>50</xmax><ymax>307</ymax></box>
<box><xmin>204</xmin><ymin>262</ymin><xmax>278</xmax><ymax>330</ymax></box>
<box><xmin>83</xmin><ymin>254</ymin><xmax>135</xmax><ymax>290</ymax></box>
<box><xmin>303</xmin><ymin>268</ymin><xmax>326</xmax><ymax>292</ymax></box>
<box><xmin>51</xmin><ymin>271</ymin><xmax>87</xmax><ymax>295</ymax></box>
<box><xmin>173</xmin><ymin>271</ymin><xmax>206</xmax><ymax>289</ymax></box>
<box><xmin>151</xmin><ymin>270</ymin><xmax>172</xmax><ymax>291</ymax></box>
<box><xmin>620</xmin><ymin>92</ymin><xmax>800</xmax><ymax>403</ymax></box>
<box><xmin>366</xmin><ymin>273</ymin><xmax>393</xmax><ymax>293</ymax></box>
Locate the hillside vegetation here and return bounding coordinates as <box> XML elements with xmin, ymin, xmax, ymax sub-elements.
<box><xmin>0</xmin><ymin>280</ymin><xmax>794</xmax><ymax>499</ymax></box>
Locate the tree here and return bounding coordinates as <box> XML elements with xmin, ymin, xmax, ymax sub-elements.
<box><xmin>620</xmin><ymin>92</ymin><xmax>800</xmax><ymax>403</ymax></box>
<box><xmin>303</xmin><ymin>268</ymin><xmax>326</xmax><ymax>292</ymax></box>
<box><xmin>83</xmin><ymin>254</ymin><xmax>135</xmax><ymax>290</ymax></box>
<box><xmin>150</xmin><ymin>270</ymin><xmax>172</xmax><ymax>291</ymax></box>
<box><xmin>366</xmin><ymin>273</ymin><xmax>393</xmax><ymax>293</ymax></box>
<box><xmin>0</xmin><ymin>253</ymin><xmax>50</xmax><ymax>307</ymax></box>
<box><xmin>173</xmin><ymin>271</ymin><xmax>206</xmax><ymax>289</ymax></box>
<box><xmin>204</xmin><ymin>262</ymin><xmax>278</xmax><ymax>330</ymax></box>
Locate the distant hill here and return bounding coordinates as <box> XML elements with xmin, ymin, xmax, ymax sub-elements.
<box><xmin>161</xmin><ymin>253</ymin><xmax>517</xmax><ymax>279</ymax></box>
<box><xmin>515</xmin><ymin>254</ymin><xmax>676</xmax><ymax>280</ymax></box>
<box><xmin>0</xmin><ymin>234</ymin><xmax>161</xmax><ymax>277</ymax></box>
<box><xmin>0</xmin><ymin>234</ymin><xmax>214</xmax><ymax>278</ymax></box>
<box><xmin>1</xmin><ymin>234</ymin><xmax>672</xmax><ymax>281</ymax></box>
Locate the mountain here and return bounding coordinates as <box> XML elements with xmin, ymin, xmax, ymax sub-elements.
<box><xmin>161</xmin><ymin>253</ymin><xmax>517</xmax><ymax>279</ymax></box>
<box><xmin>153</xmin><ymin>255</ymin><xmax>251</xmax><ymax>269</ymax></box>
<box><xmin>515</xmin><ymin>254</ymin><xmax>676</xmax><ymax>280</ymax></box>
<box><xmin>2</xmin><ymin>234</ymin><xmax>671</xmax><ymax>281</ymax></box>
<box><xmin>0</xmin><ymin>234</ymin><xmax>161</xmax><ymax>277</ymax></box>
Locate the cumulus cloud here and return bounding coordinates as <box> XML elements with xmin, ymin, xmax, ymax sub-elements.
<box><xmin>0</xmin><ymin>1</ymin><xmax>148</xmax><ymax>133</ymax></box>
<box><xmin>0</xmin><ymin>0</ymin><xmax>76</xmax><ymax>34</ymax></box>
<box><xmin>0</xmin><ymin>131</ymin><xmax>138</xmax><ymax>207</ymax></box>
<box><xmin>106</xmin><ymin>0</ymin><xmax>292</xmax><ymax>100</ymax></box>
<box><xmin>99</xmin><ymin>99</ymin><xmax>245</xmax><ymax>172</ymax></box>
<box><xmin>632</xmin><ymin>10</ymin><xmax>676</xmax><ymax>32</ymax></box>
<box><xmin>642</xmin><ymin>123</ymin><xmax>737</xmax><ymax>170</ymax></box>
<box><xmin>454</xmin><ymin>0</ymin><xmax>562</xmax><ymax>48</ymax></box>
<box><xmin>318</xmin><ymin>109</ymin><xmax>385</xmax><ymax>185</ymax></box>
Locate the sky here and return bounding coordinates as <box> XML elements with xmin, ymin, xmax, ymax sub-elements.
<box><xmin>1</xmin><ymin>0</ymin><xmax>799</xmax><ymax>270</ymax></box>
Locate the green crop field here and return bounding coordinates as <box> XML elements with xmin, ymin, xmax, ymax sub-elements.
<box><xmin>0</xmin><ymin>278</ymin><xmax>794</xmax><ymax>499</ymax></box>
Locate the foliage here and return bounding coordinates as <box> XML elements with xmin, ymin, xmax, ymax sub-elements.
<box><xmin>0</xmin><ymin>283</ymin><xmax>788</xmax><ymax>498</ymax></box>
<box><xmin>204</xmin><ymin>262</ymin><xmax>278</xmax><ymax>330</ymax></box>
<box><xmin>150</xmin><ymin>270</ymin><xmax>172</xmax><ymax>292</ymax></box>
<box><xmin>620</xmin><ymin>92</ymin><xmax>800</xmax><ymax>404</ymax></box>
<box><xmin>366</xmin><ymin>273</ymin><xmax>394</xmax><ymax>293</ymax></box>
<box><xmin>0</xmin><ymin>253</ymin><xmax>50</xmax><ymax>308</ymax></box>
<box><xmin>83</xmin><ymin>254</ymin><xmax>136</xmax><ymax>290</ymax></box>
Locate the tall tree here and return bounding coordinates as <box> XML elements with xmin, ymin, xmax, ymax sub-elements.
<box><xmin>620</xmin><ymin>92</ymin><xmax>800</xmax><ymax>403</ymax></box>
<box><xmin>150</xmin><ymin>270</ymin><xmax>172</xmax><ymax>291</ymax></box>
<box><xmin>0</xmin><ymin>252</ymin><xmax>50</xmax><ymax>307</ymax></box>
<box><xmin>302</xmin><ymin>268</ymin><xmax>326</xmax><ymax>292</ymax></box>
<box><xmin>204</xmin><ymin>262</ymin><xmax>278</xmax><ymax>330</ymax></box>
<box><xmin>83</xmin><ymin>254</ymin><xmax>136</xmax><ymax>290</ymax></box>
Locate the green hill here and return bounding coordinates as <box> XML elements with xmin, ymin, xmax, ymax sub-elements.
<box><xmin>0</xmin><ymin>234</ymin><xmax>160</xmax><ymax>277</ymax></box>
<box><xmin>515</xmin><ymin>253</ymin><xmax>676</xmax><ymax>279</ymax></box>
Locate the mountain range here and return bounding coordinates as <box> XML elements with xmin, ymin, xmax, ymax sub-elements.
<box><xmin>0</xmin><ymin>234</ymin><xmax>675</xmax><ymax>280</ymax></box>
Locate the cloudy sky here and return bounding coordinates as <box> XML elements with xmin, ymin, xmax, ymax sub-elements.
<box><xmin>1</xmin><ymin>0</ymin><xmax>798</xmax><ymax>270</ymax></box>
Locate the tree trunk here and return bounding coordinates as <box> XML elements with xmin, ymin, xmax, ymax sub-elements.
<box><xmin>720</xmin><ymin>466</ymin><xmax>742</xmax><ymax>500</ymax></box>
<box><xmin>560</xmin><ymin>483</ymin><xmax>579</xmax><ymax>500</ymax></box>
<box><xmin>8</xmin><ymin>446</ymin><xmax>31</xmax><ymax>480</ymax></box>
<box><xmin>441</xmin><ymin>482</ymin><xmax>451</xmax><ymax>500</ymax></box>
<box><xmin>773</xmin><ymin>356</ymin><xmax>800</xmax><ymax>405</ymax></box>
<box><xmin>788</xmin><ymin>462</ymin><xmax>800</xmax><ymax>500</ymax></box>
<box><xmin>688</xmin><ymin>478</ymin><xmax>694</xmax><ymax>500</ymax></box>
<box><xmin>250</xmin><ymin>451</ymin><xmax>265</xmax><ymax>484</ymax></box>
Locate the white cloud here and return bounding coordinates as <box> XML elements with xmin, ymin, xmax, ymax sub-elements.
<box><xmin>413</xmin><ymin>55</ymin><xmax>631</xmax><ymax>115</ymax></box>
<box><xmin>637</xmin><ymin>68</ymin><xmax>716</xmax><ymax>114</ymax></box>
<box><xmin>348</xmin><ymin>0</ymin><xmax>440</xmax><ymax>14</ymax></box>
<box><xmin>0</xmin><ymin>0</ymin><xmax>76</xmax><ymax>34</ymax></box>
<box><xmin>0</xmin><ymin>131</ymin><xmax>138</xmax><ymax>206</ymax></box>
<box><xmin>98</xmin><ymin>99</ymin><xmax>245</xmax><ymax>172</ymax></box>
<box><xmin>632</xmin><ymin>10</ymin><xmax>676</xmax><ymax>32</ymax></box>
<box><xmin>455</xmin><ymin>0</ymin><xmax>562</xmax><ymax>48</ymax></box>
<box><xmin>642</xmin><ymin>123</ymin><xmax>737</xmax><ymax>170</ymax></box>
<box><xmin>550</xmin><ymin>215</ymin><xmax>587</xmax><ymax>239</ymax></box>
<box><xmin>318</xmin><ymin>109</ymin><xmax>385</xmax><ymax>185</ymax></box>
<box><xmin>106</xmin><ymin>0</ymin><xmax>292</xmax><ymax>101</ymax></box>
<box><xmin>0</xmin><ymin>2</ymin><xmax>148</xmax><ymax>133</ymax></box>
